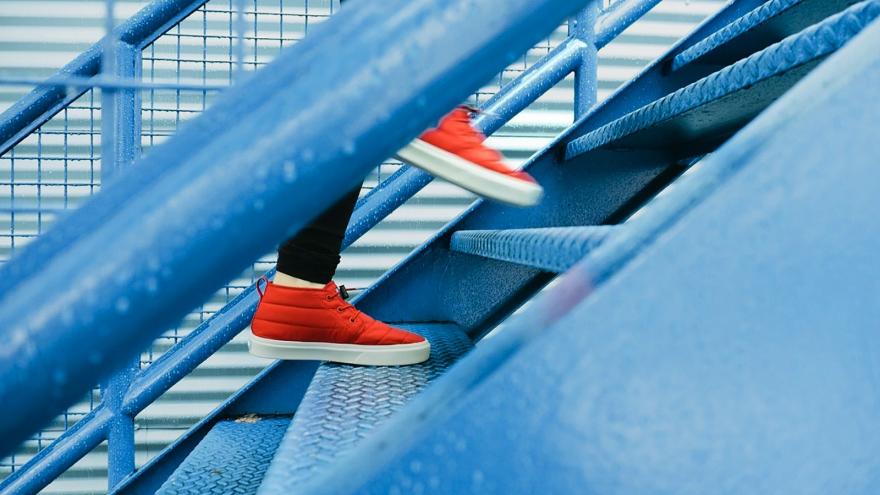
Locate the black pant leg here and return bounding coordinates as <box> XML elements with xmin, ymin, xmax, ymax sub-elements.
<box><xmin>276</xmin><ymin>185</ymin><xmax>361</xmax><ymax>284</ymax></box>
<box><xmin>276</xmin><ymin>0</ymin><xmax>358</xmax><ymax>284</ymax></box>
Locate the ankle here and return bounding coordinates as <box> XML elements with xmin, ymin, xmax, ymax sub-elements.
<box><xmin>274</xmin><ymin>271</ymin><xmax>326</xmax><ymax>289</ymax></box>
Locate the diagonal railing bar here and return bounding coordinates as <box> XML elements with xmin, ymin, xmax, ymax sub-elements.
<box><xmin>596</xmin><ymin>0</ymin><xmax>663</xmax><ymax>47</ymax></box>
<box><xmin>0</xmin><ymin>75</ymin><xmax>227</xmax><ymax>92</ymax></box>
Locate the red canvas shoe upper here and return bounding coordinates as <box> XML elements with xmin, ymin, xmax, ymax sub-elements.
<box><xmin>419</xmin><ymin>107</ymin><xmax>537</xmax><ymax>184</ymax></box>
<box><xmin>251</xmin><ymin>281</ymin><xmax>425</xmax><ymax>346</ymax></box>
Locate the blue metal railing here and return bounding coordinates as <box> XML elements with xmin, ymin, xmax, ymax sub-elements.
<box><xmin>0</xmin><ymin>0</ymin><xmax>662</xmax><ymax>493</ymax></box>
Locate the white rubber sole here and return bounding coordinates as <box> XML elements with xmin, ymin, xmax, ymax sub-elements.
<box><xmin>396</xmin><ymin>139</ymin><xmax>543</xmax><ymax>207</ymax></box>
<box><xmin>248</xmin><ymin>332</ymin><xmax>431</xmax><ymax>366</ymax></box>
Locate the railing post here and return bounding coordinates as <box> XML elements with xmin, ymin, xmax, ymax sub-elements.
<box><xmin>100</xmin><ymin>0</ymin><xmax>142</xmax><ymax>488</ymax></box>
<box><xmin>100</xmin><ymin>40</ymin><xmax>142</xmax><ymax>183</ymax></box>
<box><xmin>104</xmin><ymin>362</ymin><xmax>138</xmax><ymax>488</ymax></box>
<box><xmin>570</xmin><ymin>0</ymin><xmax>601</xmax><ymax>119</ymax></box>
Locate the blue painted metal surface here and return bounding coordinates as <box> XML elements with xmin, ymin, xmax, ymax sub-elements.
<box><xmin>0</xmin><ymin>0</ymin><xmax>591</xmax><ymax>460</ymax></box>
<box><xmin>100</xmin><ymin>40</ymin><xmax>141</xmax><ymax>184</ymax></box>
<box><xmin>155</xmin><ymin>417</ymin><xmax>291</xmax><ymax>495</ymax></box>
<box><xmin>1</xmin><ymin>0</ymin><xmax>623</xmax><ymax>486</ymax></box>
<box><xmin>100</xmin><ymin>27</ymin><xmax>143</xmax><ymax>489</ymax></box>
<box><xmin>560</xmin><ymin>0</ymin><xmax>776</xmax><ymax>142</ymax></box>
<box><xmin>0</xmin><ymin>407</ymin><xmax>113</xmax><ymax>495</ymax></box>
<box><xmin>450</xmin><ymin>226</ymin><xmax>617</xmax><ymax>273</ymax></box>
<box><xmin>566</xmin><ymin>0</ymin><xmax>880</xmax><ymax>158</ymax></box>
<box><xmin>285</xmin><ymin>19</ymin><xmax>880</xmax><ymax>494</ymax></box>
<box><xmin>570</xmin><ymin>3</ymin><xmax>600</xmax><ymax>118</ymax></box>
<box><xmin>0</xmin><ymin>0</ymin><xmax>207</xmax><ymax>155</ymax></box>
<box><xmin>595</xmin><ymin>0</ymin><xmax>663</xmax><ymax>47</ymax></box>
<box><xmin>6</xmin><ymin>0</ymin><xmax>860</xmax><ymax>490</ymax></box>
<box><xmin>104</xmin><ymin>362</ymin><xmax>138</xmax><ymax>489</ymax></box>
<box><xmin>672</xmin><ymin>0</ymin><xmax>862</xmax><ymax>71</ymax></box>
<box><xmin>259</xmin><ymin>324</ymin><xmax>472</xmax><ymax>493</ymax></box>
<box><xmin>109</xmin><ymin>362</ymin><xmax>318</xmax><ymax>495</ymax></box>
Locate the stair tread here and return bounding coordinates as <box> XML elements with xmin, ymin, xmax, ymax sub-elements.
<box><xmin>672</xmin><ymin>0</ymin><xmax>861</xmax><ymax>70</ymax></box>
<box><xmin>155</xmin><ymin>416</ymin><xmax>291</xmax><ymax>495</ymax></box>
<box><xmin>566</xmin><ymin>0</ymin><xmax>880</xmax><ymax>158</ymax></box>
<box><xmin>451</xmin><ymin>226</ymin><xmax>618</xmax><ymax>273</ymax></box>
<box><xmin>258</xmin><ymin>323</ymin><xmax>472</xmax><ymax>492</ymax></box>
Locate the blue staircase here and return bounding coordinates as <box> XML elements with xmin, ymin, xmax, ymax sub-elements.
<box><xmin>2</xmin><ymin>0</ymin><xmax>879</xmax><ymax>493</ymax></box>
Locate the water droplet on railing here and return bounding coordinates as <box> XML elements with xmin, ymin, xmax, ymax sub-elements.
<box><xmin>52</xmin><ymin>370</ymin><xmax>67</xmax><ymax>385</ymax></box>
<box><xmin>282</xmin><ymin>160</ymin><xmax>297</xmax><ymax>182</ymax></box>
<box><xmin>115</xmin><ymin>297</ymin><xmax>130</xmax><ymax>313</ymax></box>
<box><xmin>342</xmin><ymin>141</ymin><xmax>357</xmax><ymax>156</ymax></box>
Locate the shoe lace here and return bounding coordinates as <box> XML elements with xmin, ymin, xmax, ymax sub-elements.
<box><xmin>255</xmin><ymin>275</ymin><xmax>269</xmax><ymax>299</ymax></box>
<box><xmin>327</xmin><ymin>286</ymin><xmax>362</xmax><ymax>323</ymax></box>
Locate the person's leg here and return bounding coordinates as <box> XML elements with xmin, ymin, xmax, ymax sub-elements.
<box><xmin>275</xmin><ymin>186</ymin><xmax>360</xmax><ymax>287</ymax></box>
<box><xmin>250</xmin><ymin>181</ymin><xmax>431</xmax><ymax>366</ymax></box>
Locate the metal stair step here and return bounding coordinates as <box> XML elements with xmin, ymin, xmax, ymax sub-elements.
<box><xmin>155</xmin><ymin>416</ymin><xmax>291</xmax><ymax>495</ymax></box>
<box><xmin>450</xmin><ymin>226</ymin><xmax>618</xmax><ymax>273</ymax></box>
<box><xmin>566</xmin><ymin>0</ymin><xmax>880</xmax><ymax>158</ymax></box>
<box><xmin>258</xmin><ymin>323</ymin><xmax>472</xmax><ymax>492</ymax></box>
<box><xmin>672</xmin><ymin>0</ymin><xmax>861</xmax><ymax>71</ymax></box>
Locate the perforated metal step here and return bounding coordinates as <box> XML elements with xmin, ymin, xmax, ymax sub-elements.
<box><xmin>672</xmin><ymin>0</ymin><xmax>861</xmax><ymax>70</ymax></box>
<box><xmin>258</xmin><ymin>323</ymin><xmax>472</xmax><ymax>493</ymax></box>
<box><xmin>450</xmin><ymin>226</ymin><xmax>618</xmax><ymax>273</ymax></box>
<box><xmin>155</xmin><ymin>416</ymin><xmax>290</xmax><ymax>495</ymax></box>
<box><xmin>566</xmin><ymin>0</ymin><xmax>880</xmax><ymax>158</ymax></box>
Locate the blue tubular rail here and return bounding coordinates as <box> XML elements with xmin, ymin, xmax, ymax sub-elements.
<box><xmin>0</xmin><ymin>0</ymin><xmax>664</xmax><ymax>491</ymax></box>
<box><xmin>0</xmin><ymin>0</ymin><xmax>592</xmax><ymax>461</ymax></box>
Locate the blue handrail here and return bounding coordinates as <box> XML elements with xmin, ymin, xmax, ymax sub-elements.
<box><xmin>0</xmin><ymin>0</ymin><xmax>666</xmax><ymax>492</ymax></box>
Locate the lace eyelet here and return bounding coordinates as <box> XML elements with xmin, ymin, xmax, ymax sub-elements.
<box><xmin>336</xmin><ymin>306</ymin><xmax>344</xmax><ymax>312</ymax></box>
<box><xmin>349</xmin><ymin>318</ymin><xmax>356</xmax><ymax>323</ymax></box>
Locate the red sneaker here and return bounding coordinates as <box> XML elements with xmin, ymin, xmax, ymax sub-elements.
<box><xmin>248</xmin><ymin>280</ymin><xmax>429</xmax><ymax>366</ymax></box>
<box><xmin>396</xmin><ymin>107</ymin><xmax>543</xmax><ymax>207</ymax></box>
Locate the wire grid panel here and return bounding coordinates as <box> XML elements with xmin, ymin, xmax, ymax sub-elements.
<box><xmin>0</xmin><ymin>87</ymin><xmax>108</xmax><ymax>487</ymax></box>
<box><xmin>0</xmin><ymin>86</ymin><xmax>106</xmax><ymax>483</ymax></box>
<box><xmin>0</xmin><ymin>90</ymin><xmax>102</xmax><ymax>261</ymax></box>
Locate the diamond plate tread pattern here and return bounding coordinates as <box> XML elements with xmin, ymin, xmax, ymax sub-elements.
<box><xmin>258</xmin><ymin>323</ymin><xmax>472</xmax><ymax>493</ymax></box>
<box><xmin>156</xmin><ymin>416</ymin><xmax>291</xmax><ymax>495</ymax></box>
<box><xmin>566</xmin><ymin>0</ymin><xmax>880</xmax><ymax>159</ymax></box>
<box><xmin>450</xmin><ymin>226</ymin><xmax>618</xmax><ymax>273</ymax></box>
<box><xmin>673</xmin><ymin>0</ymin><xmax>812</xmax><ymax>70</ymax></box>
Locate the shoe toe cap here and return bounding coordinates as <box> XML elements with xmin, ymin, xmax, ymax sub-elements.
<box><xmin>394</xmin><ymin>328</ymin><xmax>428</xmax><ymax>345</ymax></box>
